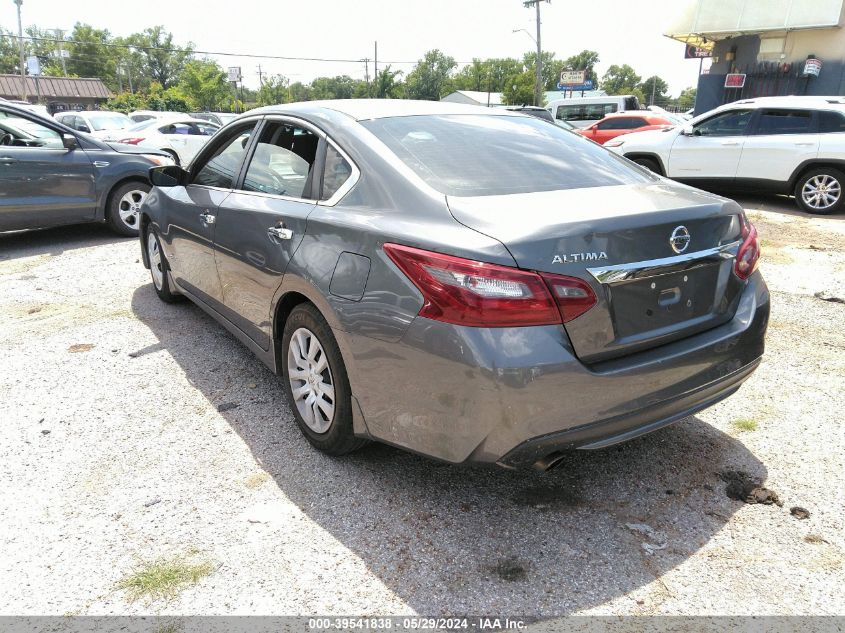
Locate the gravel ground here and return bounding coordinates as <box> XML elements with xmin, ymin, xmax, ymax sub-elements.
<box><xmin>0</xmin><ymin>195</ymin><xmax>843</xmax><ymax>617</ymax></box>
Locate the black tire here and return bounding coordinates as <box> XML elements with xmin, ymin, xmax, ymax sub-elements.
<box><xmin>281</xmin><ymin>303</ymin><xmax>366</xmax><ymax>456</ymax></box>
<box><xmin>107</xmin><ymin>180</ymin><xmax>151</xmax><ymax>236</ymax></box>
<box><xmin>145</xmin><ymin>227</ymin><xmax>183</xmax><ymax>303</ymax></box>
<box><xmin>794</xmin><ymin>167</ymin><xmax>845</xmax><ymax>215</ymax></box>
<box><xmin>632</xmin><ymin>157</ymin><xmax>661</xmax><ymax>175</ymax></box>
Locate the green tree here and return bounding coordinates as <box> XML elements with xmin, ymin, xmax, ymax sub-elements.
<box><xmin>104</xmin><ymin>91</ymin><xmax>149</xmax><ymax>113</ymax></box>
<box><xmin>639</xmin><ymin>75</ymin><xmax>669</xmax><ymax>105</ymax></box>
<box><xmin>128</xmin><ymin>26</ymin><xmax>193</xmax><ymax>88</ymax></box>
<box><xmin>145</xmin><ymin>82</ymin><xmax>196</xmax><ymax>111</ymax></box>
<box><xmin>288</xmin><ymin>81</ymin><xmax>311</xmax><ymax>103</ymax></box>
<box><xmin>24</xmin><ymin>26</ymin><xmax>63</xmax><ymax>76</ymax></box>
<box><xmin>486</xmin><ymin>58</ymin><xmax>524</xmax><ymax>92</ymax></box>
<box><xmin>0</xmin><ymin>29</ymin><xmax>21</xmax><ymax>74</ymax></box>
<box><xmin>676</xmin><ymin>87</ymin><xmax>697</xmax><ymax>110</ymax></box>
<box><xmin>523</xmin><ymin>51</ymin><xmax>563</xmax><ymax>91</ymax></box>
<box><xmin>65</xmin><ymin>23</ymin><xmax>114</xmax><ymax>81</ymax></box>
<box><xmin>601</xmin><ymin>64</ymin><xmax>641</xmax><ymax>95</ymax></box>
<box><xmin>258</xmin><ymin>74</ymin><xmax>290</xmax><ymax>105</ymax></box>
<box><xmin>502</xmin><ymin>70</ymin><xmax>536</xmax><ymax>106</ymax></box>
<box><xmin>179</xmin><ymin>58</ymin><xmax>229</xmax><ymax>110</ymax></box>
<box><xmin>111</xmin><ymin>36</ymin><xmax>146</xmax><ymax>92</ymax></box>
<box><xmin>310</xmin><ymin>75</ymin><xmax>361</xmax><ymax>100</ymax></box>
<box><xmin>374</xmin><ymin>65</ymin><xmax>403</xmax><ymax>98</ymax></box>
<box><xmin>452</xmin><ymin>59</ymin><xmax>490</xmax><ymax>92</ymax></box>
<box><xmin>406</xmin><ymin>49</ymin><xmax>456</xmax><ymax>100</ymax></box>
<box><xmin>561</xmin><ymin>50</ymin><xmax>600</xmax><ymax>86</ymax></box>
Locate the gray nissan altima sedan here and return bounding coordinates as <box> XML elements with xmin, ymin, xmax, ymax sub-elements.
<box><xmin>140</xmin><ymin>99</ymin><xmax>768</xmax><ymax>470</ymax></box>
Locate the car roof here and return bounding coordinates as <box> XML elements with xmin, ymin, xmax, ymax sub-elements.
<box><xmin>249</xmin><ymin>99</ymin><xmax>523</xmax><ymax>121</ymax></box>
<box><xmin>718</xmin><ymin>96</ymin><xmax>845</xmax><ymax>111</ymax></box>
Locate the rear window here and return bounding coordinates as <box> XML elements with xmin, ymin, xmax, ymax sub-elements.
<box><xmin>362</xmin><ymin>114</ymin><xmax>652</xmax><ymax>197</ymax></box>
<box><xmin>819</xmin><ymin>110</ymin><xmax>845</xmax><ymax>133</ymax></box>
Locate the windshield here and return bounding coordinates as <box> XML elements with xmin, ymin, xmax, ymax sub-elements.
<box><xmin>90</xmin><ymin>113</ymin><xmax>132</xmax><ymax>131</ymax></box>
<box><xmin>363</xmin><ymin>114</ymin><xmax>652</xmax><ymax>197</ymax></box>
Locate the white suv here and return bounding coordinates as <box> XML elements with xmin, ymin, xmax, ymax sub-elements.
<box><xmin>606</xmin><ymin>96</ymin><xmax>845</xmax><ymax>214</ymax></box>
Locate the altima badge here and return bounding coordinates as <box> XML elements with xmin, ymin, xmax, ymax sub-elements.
<box><xmin>669</xmin><ymin>226</ymin><xmax>691</xmax><ymax>254</ymax></box>
<box><xmin>552</xmin><ymin>252</ymin><xmax>608</xmax><ymax>264</ymax></box>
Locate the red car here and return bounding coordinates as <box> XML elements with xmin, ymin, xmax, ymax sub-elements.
<box><xmin>576</xmin><ymin>112</ymin><xmax>676</xmax><ymax>145</ymax></box>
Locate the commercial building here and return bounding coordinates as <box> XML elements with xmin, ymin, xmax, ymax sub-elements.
<box><xmin>0</xmin><ymin>75</ymin><xmax>112</xmax><ymax>112</ymax></box>
<box><xmin>666</xmin><ymin>0</ymin><xmax>845</xmax><ymax>114</ymax></box>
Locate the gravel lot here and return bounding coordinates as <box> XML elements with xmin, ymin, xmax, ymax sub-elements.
<box><xmin>1</xmin><ymin>195</ymin><xmax>843</xmax><ymax>617</ymax></box>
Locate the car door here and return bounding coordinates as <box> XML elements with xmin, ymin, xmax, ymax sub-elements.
<box><xmin>736</xmin><ymin>109</ymin><xmax>819</xmax><ymax>183</ymax></box>
<box><xmin>667</xmin><ymin>108</ymin><xmax>754</xmax><ymax>181</ymax></box>
<box><xmin>163</xmin><ymin>119</ymin><xmax>259</xmax><ymax>308</ymax></box>
<box><xmin>0</xmin><ymin>109</ymin><xmax>96</xmax><ymax>231</ymax></box>
<box><xmin>212</xmin><ymin>117</ymin><xmax>323</xmax><ymax>349</ymax></box>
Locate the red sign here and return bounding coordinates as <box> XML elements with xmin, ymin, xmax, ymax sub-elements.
<box><xmin>725</xmin><ymin>73</ymin><xmax>746</xmax><ymax>88</ymax></box>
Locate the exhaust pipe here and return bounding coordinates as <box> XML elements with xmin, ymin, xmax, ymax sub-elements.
<box><xmin>534</xmin><ymin>452</ymin><xmax>566</xmax><ymax>472</ymax></box>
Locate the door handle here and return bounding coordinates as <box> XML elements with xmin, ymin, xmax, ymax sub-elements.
<box><xmin>794</xmin><ymin>142</ymin><xmax>815</xmax><ymax>146</ymax></box>
<box><xmin>268</xmin><ymin>224</ymin><xmax>293</xmax><ymax>240</ymax></box>
<box><xmin>199</xmin><ymin>210</ymin><xmax>216</xmax><ymax>225</ymax></box>
<box><xmin>0</xmin><ymin>156</ymin><xmax>17</xmax><ymax>164</ymax></box>
<box><xmin>720</xmin><ymin>141</ymin><xmax>740</xmax><ymax>146</ymax></box>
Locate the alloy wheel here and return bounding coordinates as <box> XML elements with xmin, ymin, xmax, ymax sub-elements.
<box><xmin>801</xmin><ymin>174</ymin><xmax>841</xmax><ymax>211</ymax></box>
<box><xmin>287</xmin><ymin>327</ymin><xmax>335</xmax><ymax>434</ymax></box>
<box><xmin>147</xmin><ymin>232</ymin><xmax>164</xmax><ymax>291</ymax></box>
<box><xmin>118</xmin><ymin>189</ymin><xmax>147</xmax><ymax>229</ymax></box>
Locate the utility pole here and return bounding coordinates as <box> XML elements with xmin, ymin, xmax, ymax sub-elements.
<box><xmin>14</xmin><ymin>0</ymin><xmax>26</xmax><ymax>100</ymax></box>
<box><xmin>257</xmin><ymin>64</ymin><xmax>264</xmax><ymax>87</ymax></box>
<box><xmin>522</xmin><ymin>0</ymin><xmax>549</xmax><ymax>107</ymax></box>
<box><xmin>55</xmin><ymin>28</ymin><xmax>67</xmax><ymax>75</ymax></box>
<box><xmin>374</xmin><ymin>41</ymin><xmax>378</xmax><ymax>97</ymax></box>
<box><xmin>363</xmin><ymin>58</ymin><xmax>370</xmax><ymax>98</ymax></box>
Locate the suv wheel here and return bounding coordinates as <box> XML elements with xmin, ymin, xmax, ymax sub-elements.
<box><xmin>107</xmin><ymin>180</ymin><xmax>151</xmax><ymax>236</ymax></box>
<box><xmin>281</xmin><ymin>304</ymin><xmax>367</xmax><ymax>456</ymax></box>
<box><xmin>631</xmin><ymin>157</ymin><xmax>661</xmax><ymax>175</ymax></box>
<box><xmin>795</xmin><ymin>168</ymin><xmax>844</xmax><ymax>215</ymax></box>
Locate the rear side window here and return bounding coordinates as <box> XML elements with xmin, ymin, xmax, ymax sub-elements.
<box><xmin>322</xmin><ymin>144</ymin><xmax>353</xmax><ymax>200</ymax></box>
<box><xmin>597</xmin><ymin>117</ymin><xmax>643</xmax><ymax>130</ymax></box>
<box><xmin>754</xmin><ymin>109</ymin><xmax>814</xmax><ymax>135</ymax></box>
<box><xmin>363</xmin><ymin>114</ymin><xmax>652</xmax><ymax>197</ymax></box>
<box><xmin>819</xmin><ymin>110</ymin><xmax>845</xmax><ymax>133</ymax></box>
<box><xmin>192</xmin><ymin>122</ymin><xmax>256</xmax><ymax>189</ymax></box>
<box><xmin>241</xmin><ymin>121</ymin><xmax>319</xmax><ymax>199</ymax></box>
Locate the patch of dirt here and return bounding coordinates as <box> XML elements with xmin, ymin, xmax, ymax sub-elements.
<box><xmin>790</xmin><ymin>507</ymin><xmax>810</xmax><ymax>520</ymax></box>
<box><xmin>515</xmin><ymin>485</ymin><xmax>583</xmax><ymax>511</ymax></box>
<box><xmin>814</xmin><ymin>291</ymin><xmax>845</xmax><ymax>304</ymax></box>
<box><xmin>68</xmin><ymin>343</ymin><xmax>95</xmax><ymax>353</ymax></box>
<box><xmin>719</xmin><ymin>470</ymin><xmax>783</xmax><ymax>506</ymax></box>
<box><xmin>804</xmin><ymin>534</ymin><xmax>829</xmax><ymax>545</ymax></box>
<box><xmin>488</xmin><ymin>557</ymin><xmax>527</xmax><ymax>582</ymax></box>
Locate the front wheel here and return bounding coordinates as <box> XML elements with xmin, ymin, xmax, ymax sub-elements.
<box><xmin>632</xmin><ymin>157</ymin><xmax>661</xmax><ymax>175</ymax></box>
<box><xmin>146</xmin><ymin>228</ymin><xmax>182</xmax><ymax>303</ymax></box>
<box><xmin>107</xmin><ymin>180</ymin><xmax>151</xmax><ymax>236</ymax></box>
<box><xmin>281</xmin><ymin>304</ymin><xmax>366</xmax><ymax>456</ymax></box>
<box><xmin>794</xmin><ymin>168</ymin><xmax>844</xmax><ymax>215</ymax></box>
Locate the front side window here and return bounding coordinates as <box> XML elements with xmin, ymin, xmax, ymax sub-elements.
<box><xmin>322</xmin><ymin>144</ymin><xmax>353</xmax><ymax>200</ymax></box>
<box><xmin>693</xmin><ymin>109</ymin><xmax>753</xmax><ymax>137</ymax></box>
<box><xmin>241</xmin><ymin>121</ymin><xmax>319</xmax><ymax>199</ymax></box>
<box><xmin>0</xmin><ymin>111</ymin><xmax>62</xmax><ymax>149</ymax></box>
<box><xmin>161</xmin><ymin>123</ymin><xmax>192</xmax><ymax>135</ymax></box>
<box><xmin>597</xmin><ymin>117</ymin><xmax>638</xmax><ymax>131</ymax></box>
<box><xmin>363</xmin><ymin>114</ymin><xmax>652</xmax><ymax>197</ymax></box>
<box><xmin>191</xmin><ymin>122</ymin><xmax>257</xmax><ymax>189</ymax></box>
<box><xmin>754</xmin><ymin>109</ymin><xmax>813</xmax><ymax>135</ymax></box>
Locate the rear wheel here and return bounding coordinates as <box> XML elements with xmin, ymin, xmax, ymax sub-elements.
<box><xmin>631</xmin><ymin>157</ymin><xmax>661</xmax><ymax>175</ymax></box>
<box><xmin>281</xmin><ymin>304</ymin><xmax>366</xmax><ymax>456</ymax></box>
<box><xmin>794</xmin><ymin>168</ymin><xmax>844</xmax><ymax>215</ymax></box>
<box><xmin>107</xmin><ymin>180</ymin><xmax>151</xmax><ymax>236</ymax></box>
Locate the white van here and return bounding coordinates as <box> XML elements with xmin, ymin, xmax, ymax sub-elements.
<box><xmin>547</xmin><ymin>95</ymin><xmax>641</xmax><ymax>128</ymax></box>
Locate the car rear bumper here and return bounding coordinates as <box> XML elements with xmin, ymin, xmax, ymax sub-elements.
<box><xmin>338</xmin><ymin>271</ymin><xmax>769</xmax><ymax>467</ymax></box>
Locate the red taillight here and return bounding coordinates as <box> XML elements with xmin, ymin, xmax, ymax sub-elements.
<box><xmin>383</xmin><ymin>243</ymin><xmax>596</xmax><ymax>327</ymax></box>
<box><xmin>734</xmin><ymin>215</ymin><xmax>761</xmax><ymax>280</ymax></box>
<box><xmin>118</xmin><ymin>137</ymin><xmax>144</xmax><ymax>145</ymax></box>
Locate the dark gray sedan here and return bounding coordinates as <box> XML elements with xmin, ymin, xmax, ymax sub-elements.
<box><xmin>0</xmin><ymin>103</ymin><xmax>171</xmax><ymax>236</ymax></box>
<box><xmin>140</xmin><ymin>100</ymin><xmax>768</xmax><ymax>469</ymax></box>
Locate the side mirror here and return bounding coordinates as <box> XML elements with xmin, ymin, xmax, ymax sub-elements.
<box><xmin>78</xmin><ymin>125</ymin><xmax>91</xmax><ymax>133</ymax></box>
<box><xmin>150</xmin><ymin>165</ymin><xmax>188</xmax><ymax>188</ymax></box>
<box><xmin>61</xmin><ymin>134</ymin><xmax>78</xmax><ymax>150</ymax></box>
<box><xmin>681</xmin><ymin>124</ymin><xmax>695</xmax><ymax>136</ymax></box>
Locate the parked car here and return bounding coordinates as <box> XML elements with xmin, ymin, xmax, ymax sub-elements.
<box><xmin>0</xmin><ymin>98</ymin><xmax>50</xmax><ymax>118</ymax></box>
<box><xmin>53</xmin><ymin>110</ymin><xmax>134</xmax><ymax>139</ymax></box>
<box><xmin>0</xmin><ymin>103</ymin><xmax>172</xmax><ymax>236</ymax></box>
<box><xmin>106</xmin><ymin>117</ymin><xmax>220</xmax><ymax>165</ymax></box>
<box><xmin>606</xmin><ymin>96</ymin><xmax>845</xmax><ymax>214</ymax></box>
<box><xmin>576</xmin><ymin>111</ymin><xmax>676</xmax><ymax>145</ymax></box>
<box><xmin>191</xmin><ymin>112</ymin><xmax>238</xmax><ymax>126</ymax></box>
<box><xmin>128</xmin><ymin>110</ymin><xmax>185</xmax><ymax>123</ymax></box>
<box><xmin>504</xmin><ymin>105</ymin><xmax>556</xmax><ymax>123</ymax></box>
<box><xmin>140</xmin><ymin>100</ymin><xmax>768</xmax><ymax>469</ymax></box>
<box><xmin>547</xmin><ymin>95</ymin><xmax>641</xmax><ymax>128</ymax></box>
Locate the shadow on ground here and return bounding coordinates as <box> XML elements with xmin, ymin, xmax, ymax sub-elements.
<box><xmin>0</xmin><ymin>223</ymin><xmax>126</xmax><ymax>260</ymax></box>
<box><xmin>131</xmin><ymin>284</ymin><xmax>765</xmax><ymax>615</ymax></box>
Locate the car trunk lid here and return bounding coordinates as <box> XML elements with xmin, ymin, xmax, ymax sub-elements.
<box><xmin>447</xmin><ymin>183</ymin><xmax>746</xmax><ymax>363</ymax></box>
